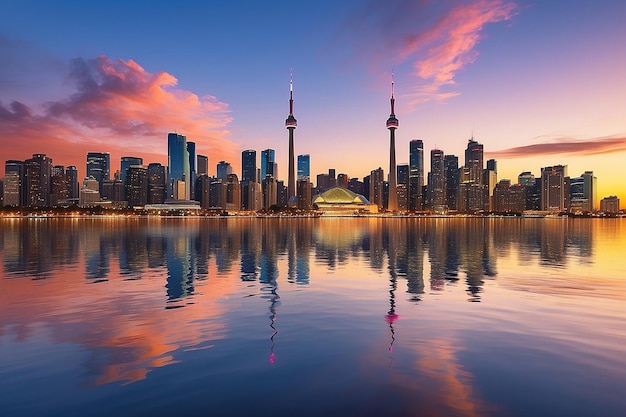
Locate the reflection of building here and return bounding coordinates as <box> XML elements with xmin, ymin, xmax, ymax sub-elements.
<box><xmin>312</xmin><ymin>187</ymin><xmax>377</xmax><ymax>214</ymax></box>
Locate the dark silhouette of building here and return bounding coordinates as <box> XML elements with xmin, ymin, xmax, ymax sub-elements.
<box><xmin>409</xmin><ymin>139</ymin><xmax>424</xmax><ymax>211</ymax></box>
<box><xmin>285</xmin><ymin>72</ymin><xmax>297</xmax><ymax>203</ymax></box>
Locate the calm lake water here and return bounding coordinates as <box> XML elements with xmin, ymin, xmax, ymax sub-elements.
<box><xmin>1</xmin><ymin>217</ymin><xmax>625</xmax><ymax>416</ymax></box>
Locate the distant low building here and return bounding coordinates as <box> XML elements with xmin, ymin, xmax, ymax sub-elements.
<box><xmin>600</xmin><ymin>196</ymin><xmax>620</xmax><ymax>214</ymax></box>
<box><xmin>312</xmin><ymin>186</ymin><xmax>378</xmax><ymax>214</ymax></box>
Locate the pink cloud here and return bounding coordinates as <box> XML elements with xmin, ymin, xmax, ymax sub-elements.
<box><xmin>0</xmin><ymin>55</ymin><xmax>235</xmax><ymax>176</ymax></box>
<box><xmin>487</xmin><ymin>135</ymin><xmax>626</xmax><ymax>158</ymax></box>
<box><xmin>343</xmin><ymin>0</ymin><xmax>517</xmax><ymax>105</ymax></box>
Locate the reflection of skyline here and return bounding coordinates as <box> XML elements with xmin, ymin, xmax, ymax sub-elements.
<box><xmin>0</xmin><ymin>218</ymin><xmax>612</xmax><ymax>388</ymax></box>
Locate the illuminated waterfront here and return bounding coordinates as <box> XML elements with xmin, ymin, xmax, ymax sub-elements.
<box><xmin>1</xmin><ymin>218</ymin><xmax>625</xmax><ymax>416</ymax></box>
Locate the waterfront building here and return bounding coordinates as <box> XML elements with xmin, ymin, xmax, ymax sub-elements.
<box><xmin>4</xmin><ymin>160</ymin><xmax>25</xmax><ymax>206</ymax></box>
<box><xmin>493</xmin><ymin>180</ymin><xmax>526</xmax><ymax>213</ymax></box>
<box><xmin>409</xmin><ymin>139</ymin><xmax>424</xmax><ymax>211</ymax></box>
<box><xmin>25</xmin><ymin>154</ymin><xmax>52</xmax><ymax>207</ymax></box>
<box><xmin>444</xmin><ymin>155</ymin><xmax>459</xmax><ymax>211</ymax></box>
<box><xmin>312</xmin><ymin>187</ymin><xmax>377</xmax><ymax>214</ymax></box>
<box><xmin>86</xmin><ymin>152</ymin><xmax>110</xmax><ymax>192</ymax></box>
<box><xmin>217</xmin><ymin>161</ymin><xmax>233</xmax><ymax>181</ymax></box>
<box><xmin>195</xmin><ymin>174</ymin><xmax>210</xmax><ymax>209</ymax></box>
<box><xmin>297</xmin><ymin>178</ymin><xmax>312</xmax><ymax>210</ymax></box>
<box><xmin>242</xmin><ymin>150</ymin><xmax>257</xmax><ymax>184</ymax></box>
<box><xmin>569</xmin><ymin>171</ymin><xmax>596</xmax><ymax>213</ymax></box>
<box><xmin>465</xmin><ymin>139</ymin><xmax>483</xmax><ymax>185</ymax></box>
<box><xmin>147</xmin><ymin>163</ymin><xmax>166</xmax><ymax>204</ymax></box>
<box><xmin>369</xmin><ymin>167</ymin><xmax>384</xmax><ymax>210</ymax></box>
<box><xmin>120</xmin><ymin>157</ymin><xmax>143</xmax><ymax>185</ymax></box>
<box><xmin>298</xmin><ymin>154</ymin><xmax>310</xmax><ymax>180</ymax></box>
<box><xmin>65</xmin><ymin>166</ymin><xmax>79</xmax><ymax>201</ymax></box>
<box><xmin>101</xmin><ymin>178</ymin><xmax>124</xmax><ymax>203</ymax></box>
<box><xmin>261</xmin><ymin>149</ymin><xmax>276</xmax><ymax>180</ymax></box>
<box><xmin>428</xmin><ymin>149</ymin><xmax>446</xmax><ymax>213</ymax></box>
<box><xmin>197</xmin><ymin>155</ymin><xmax>209</xmax><ymax>176</ymax></box>
<box><xmin>337</xmin><ymin>173</ymin><xmax>349</xmax><ymax>189</ymax></box>
<box><xmin>484</xmin><ymin>158</ymin><xmax>497</xmax><ymax>211</ymax></box>
<box><xmin>600</xmin><ymin>196</ymin><xmax>620</xmax><ymax>214</ymax></box>
<box><xmin>167</xmin><ymin>133</ymin><xmax>190</xmax><ymax>200</ymax></box>
<box><xmin>386</xmin><ymin>75</ymin><xmax>399</xmax><ymax>211</ymax></box>
<box><xmin>541</xmin><ymin>165</ymin><xmax>568</xmax><ymax>212</ymax></box>
<box><xmin>187</xmin><ymin>141</ymin><xmax>196</xmax><ymax>199</ymax></box>
<box><xmin>126</xmin><ymin>165</ymin><xmax>148</xmax><ymax>207</ymax></box>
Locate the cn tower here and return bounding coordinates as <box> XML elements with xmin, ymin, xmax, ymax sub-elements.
<box><xmin>386</xmin><ymin>74</ymin><xmax>399</xmax><ymax>211</ymax></box>
<box><xmin>285</xmin><ymin>71</ymin><xmax>297</xmax><ymax>202</ymax></box>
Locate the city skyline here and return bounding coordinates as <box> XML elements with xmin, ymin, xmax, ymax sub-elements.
<box><xmin>1</xmin><ymin>1</ymin><xmax>625</xmax><ymax>207</ymax></box>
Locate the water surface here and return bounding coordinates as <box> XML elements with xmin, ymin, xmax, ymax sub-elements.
<box><xmin>1</xmin><ymin>217</ymin><xmax>625</xmax><ymax>416</ymax></box>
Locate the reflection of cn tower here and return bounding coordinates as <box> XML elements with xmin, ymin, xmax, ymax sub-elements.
<box><xmin>260</xmin><ymin>252</ymin><xmax>280</xmax><ymax>364</ymax></box>
<box><xmin>386</xmin><ymin>237</ymin><xmax>399</xmax><ymax>351</ymax></box>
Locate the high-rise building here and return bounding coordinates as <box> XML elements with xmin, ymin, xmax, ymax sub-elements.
<box><xmin>296</xmin><ymin>178</ymin><xmax>312</xmax><ymax>210</ymax></box>
<box><xmin>86</xmin><ymin>152</ymin><xmax>110</xmax><ymax>191</ymax></box>
<box><xmin>444</xmin><ymin>155</ymin><xmax>459</xmax><ymax>210</ymax></box>
<box><xmin>25</xmin><ymin>154</ymin><xmax>52</xmax><ymax>207</ymax></box>
<box><xmin>120</xmin><ymin>157</ymin><xmax>143</xmax><ymax>185</ymax></box>
<box><xmin>195</xmin><ymin>174</ymin><xmax>211</xmax><ymax>209</ymax></box>
<box><xmin>370</xmin><ymin>167</ymin><xmax>384</xmax><ymax>210</ymax></box>
<box><xmin>197</xmin><ymin>155</ymin><xmax>209</xmax><ymax>176</ymax></box>
<box><xmin>337</xmin><ymin>173</ymin><xmax>349</xmax><ymax>188</ymax></box>
<box><xmin>126</xmin><ymin>165</ymin><xmax>148</xmax><ymax>207</ymax></box>
<box><xmin>285</xmin><ymin>72</ymin><xmax>298</xmax><ymax>202</ymax></box>
<box><xmin>409</xmin><ymin>139</ymin><xmax>424</xmax><ymax>211</ymax></box>
<box><xmin>65</xmin><ymin>166</ymin><xmax>79</xmax><ymax>201</ymax></box>
<box><xmin>225</xmin><ymin>173</ymin><xmax>241</xmax><ymax>212</ymax></box>
<box><xmin>147</xmin><ymin>163</ymin><xmax>166</xmax><ymax>204</ymax></box>
<box><xmin>187</xmin><ymin>141</ymin><xmax>196</xmax><ymax>199</ymax></box>
<box><xmin>600</xmin><ymin>196</ymin><xmax>620</xmax><ymax>214</ymax></box>
<box><xmin>569</xmin><ymin>171</ymin><xmax>597</xmax><ymax>213</ymax></box>
<box><xmin>242</xmin><ymin>150</ymin><xmax>257</xmax><ymax>184</ymax></box>
<box><xmin>386</xmin><ymin>75</ymin><xmax>399</xmax><ymax>211</ymax></box>
<box><xmin>217</xmin><ymin>161</ymin><xmax>233</xmax><ymax>181</ymax></box>
<box><xmin>167</xmin><ymin>133</ymin><xmax>190</xmax><ymax>200</ymax></box>
<box><xmin>261</xmin><ymin>149</ymin><xmax>276</xmax><ymax>180</ymax></box>
<box><xmin>464</xmin><ymin>139</ymin><xmax>483</xmax><ymax>184</ymax></box>
<box><xmin>5</xmin><ymin>160</ymin><xmax>25</xmax><ymax>206</ymax></box>
<box><xmin>483</xmin><ymin>158</ymin><xmax>497</xmax><ymax>211</ymax></box>
<box><xmin>428</xmin><ymin>149</ymin><xmax>446</xmax><ymax>212</ymax></box>
<box><xmin>50</xmin><ymin>165</ymin><xmax>68</xmax><ymax>206</ymax></box>
<box><xmin>541</xmin><ymin>165</ymin><xmax>568</xmax><ymax>211</ymax></box>
<box><xmin>297</xmin><ymin>154</ymin><xmax>310</xmax><ymax>180</ymax></box>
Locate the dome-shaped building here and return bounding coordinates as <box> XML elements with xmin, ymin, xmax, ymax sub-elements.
<box><xmin>312</xmin><ymin>187</ymin><xmax>378</xmax><ymax>214</ymax></box>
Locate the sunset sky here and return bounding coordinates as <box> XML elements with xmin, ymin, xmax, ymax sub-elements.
<box><xmin>1</xmin><ymin>0</ymin><xmax>625</xmax><ymax>206</ymax></box>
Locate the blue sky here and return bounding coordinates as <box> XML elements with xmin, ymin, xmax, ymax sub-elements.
<box><xmin>1</xmin><ymin>0</ymin><xmax>626</xmax><ymax>203</ymax></box>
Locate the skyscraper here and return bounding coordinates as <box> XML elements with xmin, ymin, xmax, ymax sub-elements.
<box><xmin>386</xmin><ymin>75</ymin><xmax>399</xmax><ymax>211</ymax></box>
<box><xmin>444</xmin><ymin>155</ymin><xmax>459</xmax><ymax>210</ymax></box>
<box><xmin>261</xmin><ymin>149</ymin><xmax>276</xmax><ymax>179</ymax></box>
<box><xmin>409</xmin><ymin>140</ymin><xmax>424</xmax><ymax>211</ymax></box>
<box><xmin>429</xmin><ymin>149</ymin><xmax>446</xmax><ymax>212</ymax></box>
<box><xmin>197</xmin><ymin>155</ymin><xmax>209</xmax><ymax>176</ymax></box>
<box><xmin>242</xmin><ymin>150</ymin><xmax>257</xmax><ymax>184</ymax></box>
<box><xmin>464</xmin><ymin>139</ymin><xmax>483</xmax><ymax>184</ymax></box>
<box><xmin>285</xmin><ymin>72</ymin><xmax>297</xmax><ymax>202</ymax></box>
<box><xmin>86</xmin><ymin>152</ymin><xmax>110</xmax><ymax>191</ymax></box>
<box><xmin>65</xmin><ymin>166</ymin><xmax>79</xmax><ymax>200</ymax></box>
<box><xmin>167</xmin><ymin>133</ymin><xmax>190</xmax><ymax>200</ymax></box>
<box><xmin>187</xmin><ymin>141</ymin><xmax>196</xmax><ymax>199</ymax></box>
<box><xmin>147</xmin><ymin>163</ymin><xmax>166</xmax><ymax>204</ymax></box>
<box><xmin>297</xmin><ymin>154</ymin><xmax>310</xmax><ymax>180</ymax></box>
<box><xmin>120</xmin><ymin>157</ymin><xmax>143</xmax><ymax>184</ymax></box>
<box><xmin>541</xmin><ymin>165</ymin><xmax>568</xmax><ymax>211</ymax></box>
<box><xmin>125</xmin><ymin>165</ymin><xmax>148</xmax><ymax>207</ymax></box>
<box><xmin>217</xmin><ymin>161</ymin><xmax>233</xmax><ymax>181</ymax></box>
<box><xmin>25</xmin><ymin>154</ymin><xmax>52</xmax><ymax>207</ymax></box>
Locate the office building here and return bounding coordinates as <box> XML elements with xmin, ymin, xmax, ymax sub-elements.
<box><xmin>25</xmin><ymin>154</ymin><xmax>52</xmax><ymax>207</ymax></box>
<box><xmin>120</xmin><ymin>157</ymin><xmax>143</xmax><ymax>185</ymax></box>
<box><xmin>167</xmin><ymin>133</ymin><xmax>190</xmax><ymax>200</ymax></box>
<box><xmin>197</xmin><ymin>154</ymin><xmax>209</xmax><ymax>176</ymax></box>
<box><xmin>65</xmin><ymin>166</ymin><xmax>79</xmax><ymax>201</ymax></box>
<box><xmin>187</xmin><ymin>141</ymin><xmax>196</xmax><ymax>198</ymax></box>
<box><xmin>428</xmin><ymin>149</ymin><xmax>446</xmax><ymax>212</ymax></box>
<box><xmin>541</xmin><ymin>165</ymin><xmax>568</xmax><ymax>211</ymax></box>
<box><xmin>297</xmin><ymin>154</ymin><xmax>310</xmax><ymax>180</ymax></box>
<box><xmin>409</xmin><ymin>139</ymin><xmax>424</xmax><ymax>211</ymax></box>
<box><xmin>126</xmin><ymin>165</ymin><xmax>148</xmax><ymax>207</ymax></box>
<box><xmin>242</xmin><ymin>150</ymin><xmax>257</xmax><ymax>184</ymax></box>
<box><xmin>86</xmin><ymin>152</ymin><xmax>110</xmax><ymax>191</ymax></box>
<box><xmin>261</xmin><ymin>149</ymin><xmax>277</xmax><ymax>180</ymax></box>
<box><xmin>217</xmin><ymin>161</ymin><xmax>233</xmax><ymax>181</ymax></box>
<box><xmin>600</xmin><ymin>196</ymin><xmax>620</xmax><ymax>214</ymax></box>
<box><xmin>369</xmin><ymin>167</ymin><xmax>384</xmax><ymax>210</ymax></box>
